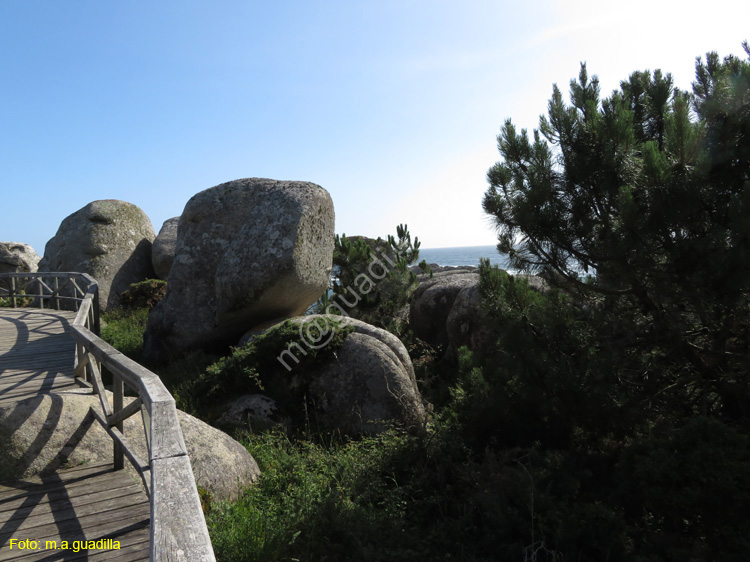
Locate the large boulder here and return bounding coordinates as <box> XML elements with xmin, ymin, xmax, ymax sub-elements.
<box><xmin>410</xmin><ymin>271</ymin><xmax>479</xmax><ymax>349</ymax></box>
<box><xmin>445</xmin><ymin>278</ymin><xmax>493</xmax><ymax>358</ymax></box>
<box><xmin>234</xmin><ymin>315</ymin><xmax>428</xmax><ymax>435</ymax></box>
<box><xmin>0</xmin><ymin>242</ymin><xmax>41</xmax><ymax>275</ymax></box>
<box><xmin>151</xmin><ymin>217</ymin><xmax>180</xmax><ymax>280</ymax></box>
<box><xmin>39</xmin><ymin>200</ymin><xmax>156</xmax><ymax>311</ymax></box>
<box><xmin>143</xmin><ymin>178</ymin><xmax>335</xmax><ymax>362</ymax></box>
<box><xmin>0</xmin><ymin>389</ymin><xmax>259</xmax><ymax>501</ymax></box>
<box><xmin>445</xmin><ymin>273</ymin><xmax>548</xmax><ymax>360</ymax></box>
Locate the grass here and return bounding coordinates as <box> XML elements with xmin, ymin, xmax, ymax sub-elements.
<box><xmin>204</xmin><ymin>428</ymin><xmax>496</xmax><ymax>562</ymax></box>
<box><xmin>100</xmin><ymin>307</ymin><xmax>150</xmax><ymax>360</ymax></box>
<box><xmin>206</xmin><ymin>429</ymin><xmax>412</xmax><ymax>562</ymax></box>
<box><xmin>100</xmin><ymin>305</ymin><xmax>218</xmax><ymax>413</ymax></box>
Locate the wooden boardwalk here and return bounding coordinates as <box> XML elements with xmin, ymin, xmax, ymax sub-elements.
<box><xmin>0</xmin><ymin>309</ymin><xmax>151</xmax><ymax>561</ymax></box>
<box><xmin>0</xmin><ymin>309</ymin><xmax>79</xmax><ymax>407</ymax></box>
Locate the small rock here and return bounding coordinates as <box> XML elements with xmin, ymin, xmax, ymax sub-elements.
<box><xmin>218</xmin><ymin>394</ymin><xmax>291</xmax><ymax>432</ymax></box>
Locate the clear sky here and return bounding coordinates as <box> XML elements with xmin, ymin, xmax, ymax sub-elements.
<box><xmin>1</xmin><ymin>1</ymin><xmax>748</xmax><ymax>255</ymax></box>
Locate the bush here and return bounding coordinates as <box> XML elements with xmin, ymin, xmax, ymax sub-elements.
<box><xmin>118</xmin><ymin>278</ymin><xmax>166</xmax><ymax>309</ymax></box>
<box><xmin>173</xmin><ymin>318</ymin><xmax>353</xmax><ymax>422</ymax></box>
<box><xmin>315</xmin><ymin>224</ymin><xmax>430</xmax><ymax>338</ymax></box>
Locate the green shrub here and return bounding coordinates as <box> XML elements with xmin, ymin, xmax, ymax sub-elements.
<box><xmin>100</xmin><ymin>307</ymin><xmax>150</xmax><ymax>360</ymax></box>
<box><xmin>315</xmin><ymin>224</ymin><xmax>430</xmax><ymax>339</ymax></box>
<box><xmin>175</xmin><ymin>318</ymin><xmax>353</xmax><ymax>421</ymax></box>
<box><xmin>118</xmin><ymin>278</ymin><xmax>167</xmax><ymax>309</ymax></box>
<box><xmin>616</xmin><ymin>417</ymin><xmax>750</xmax><ymax>559</ymax></box>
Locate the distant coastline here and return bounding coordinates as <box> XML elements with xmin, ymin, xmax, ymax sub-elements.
<box><xmin>419</xmin><ymin>245</ymin><xmax>508</xmax><ymax>269</ymax></box>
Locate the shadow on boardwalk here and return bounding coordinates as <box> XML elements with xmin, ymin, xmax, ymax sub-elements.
<box><xmin>0</xmin><ymin>309</ymin><xmax>150</xmax><ymax>561</ymax></box>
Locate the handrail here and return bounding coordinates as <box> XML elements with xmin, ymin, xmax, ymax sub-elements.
<box><xmin>0</xmin><ymin>272</ymin><xmax>100</xmax><ymax>333</ymax></box>
<box><xmin>0</xmin><ymin>273</ymin><xmax>216</xmax><ymax>561</ymax></box>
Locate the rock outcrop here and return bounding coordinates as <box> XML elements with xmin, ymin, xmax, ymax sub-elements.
<box><xmin>0</xmin><ymin>389</ymin><xmax>259</xmax><ymax>501</ymax></box>
<box><xmin>143</xmin><ymin>178</ymin><xmax>335</xmax><ymax>362</ymax></box>
<box><xmin>308</xmin><ymin>316</ymin><xmax>428</xmax><ymax>434</ymax></box>
<box><xmin>410</xmin><ymin>263</ymin><xmax>477</xmax><ymax>274</ymax></box>
<box><xmin>151</xmin><ymin>217</ymin><xmax>180</xmax><ymax>280</ymax></box>
<box><xmin>234</xmin><ymin>315</ymin><xmax>428</xmax><ymax>435</ymax></box>
<box><xmin>445</xmin><ymin>279</ymin><xmax>493</xmax><ymax>358</ymax></box>
<box><xmin>410</xmin><ymin>271</ymin><xmax>479</xmax><ymax>349</ymax></box>
<box><xmin>39</xmin><ymin>200</ymin><xmax>156</xmax><ymax>311</ymax></box>
<box><xmin>0</xmin><ymin>242</ymin><xmax>41</xmax><ymax>275</ymax></box>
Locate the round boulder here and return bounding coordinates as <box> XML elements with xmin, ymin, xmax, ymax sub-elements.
<box><xmin>410</xmin><ymin>271</ymin><xmax>479</xmax><ymax>349</ymax></box>
<box><xmin>445</xmin><ymin>273</ymin><xmax>547</xmax><ymax>360</ymax></box>
<box><xmin>265</xmin><ymin>315</ymin><xmax>428</xmax><ymax>435</ymax></box>
<box><xmin>39</xmin><ymin>200</ymin><xmax>156</xmax><ymax>311</ymax></box>
<box><xmin>445</xmin><ymin>279</ymin><xmax>493</xmax><ymax>358</ymax></box>
<box><xmin>0</xmin><ymin>389</ymin><xmax>259</xmax><ymax>501</ymax></box>
<box><xmin>144</xmin><ymin>178</ymin><xmax>335</xmax><ymax>362</ymax></box>
<box><xmin>152</xmin><ymin>217</ymin><xmax>180</xmax><ymax>280</ymax></box>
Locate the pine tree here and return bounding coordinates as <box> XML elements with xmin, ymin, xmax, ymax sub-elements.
<box><xmin>483</xmin><ymin>43</ymin><xmax>750</xmax><ymax>421</ymax></box>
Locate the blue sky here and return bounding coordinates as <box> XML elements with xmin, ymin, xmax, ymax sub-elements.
<box><xmin>1</xmin><ymin>1</ymin><xmax>748</xmax><ymax>255</ymax></box>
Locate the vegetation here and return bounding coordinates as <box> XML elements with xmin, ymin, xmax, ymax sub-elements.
<box><xmin>173</xmin><ymin>317</ymin><xmax>353</xmax><ymax>421</ymax></box>
<box><xmin>0</xmin><ymin>289</ymin><xmax>33</xmax><ymax>308</ymax></box>
<box><xmin>470</xmin><ymin>44</ymin><xmax>750</xmax><ymax>558</ymax></box>
<box><xmin>483</xmin><ymin>44</ymin><xmax>750</xmax><ymax>423</ymax></box>
<box><xmin>118</xmin><ymin>278</ymin><xmax>166</xmax><ymax>309</ymax></box>
<box><xmin>315</xmin><ymin>224</ymin><xmax>430</xmax><ymax>338</ymax></box>
<box><xmin>100</xmin><ymin>306</ymin><xmax>150</xmax><ymax>359</ymax></box>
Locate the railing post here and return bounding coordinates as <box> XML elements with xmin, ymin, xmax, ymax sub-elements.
<box><xmin>10</xmin><ymin>277</ymin><xmax>16</xmax><ymax>308</ymax></box>
<box><xmin>37</xmin><ymin>276</ymin><xmax>44</xmax><ymax>309</ymax></box>
<box><xmin>53</xmin><ymin>277</ymin><xmax>60</xmax><ymax>310</ymax></box>
<box><xmin>93</xmin><ymin>290</ymin><xmax>101</xmax><ymax>335</ymax></box>
<box><xmin>113</xmin><ymin>373</ymin><xmax>125</xmax><ymax>470</ymax></box>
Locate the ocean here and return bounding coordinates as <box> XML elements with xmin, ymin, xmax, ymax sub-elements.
<box><xmin>418</xmin><ymin>245</ymin><xmax>509</xmax><ymax>269</ymax></box>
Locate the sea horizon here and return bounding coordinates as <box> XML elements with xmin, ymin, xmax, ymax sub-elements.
<box><xmin>418</xmin><ymin>244</ymin><xmax>509</xmax><ymax>269</ymax></box>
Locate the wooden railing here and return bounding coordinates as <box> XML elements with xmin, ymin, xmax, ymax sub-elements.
<box><xmin>0</xmin><ymin>273</ymin><xmax>216</xmax><ymax>561</ymax></box>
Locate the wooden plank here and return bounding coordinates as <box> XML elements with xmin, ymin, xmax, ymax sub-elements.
<box><xmin>0</xmin><ymin>344</ymin><xmax>76</xmax><ymax>358</ymax></box>
<box><xmin>8</xmin><ymin>528</ymin><xmax>151</xmax><ymax>562</ymax></box>
<box><xmin>113</xmin><ymin>374</ymin><xmax>125</xmax><ymax>470</ymax></box>
<box><xmin>0</xmin><ymin>368</ymin><xmax>73</xmax><ymax>383</ymax></box>
<box><xmin>0</xmin><ymin>473</ymin><xmax>141</xmax><ymax>514</ymax></box>
<box><xmin>0</xmin><ymin>464</ymin><xmax>116</xmax><ymax>496</ymax></box>
<box><xmin>0</xmin><ymin>355</ymin><xmax>75</xmax><ymax>370</ymax></box>
<box><xmin>1</xmin><ymin>486</ymin><xmax>146</xmax><ymax>529</ymax></box>
<box><xmin>88</xmin><ymin>359</ymin><xmax>113</xmax><ymax>418</ymax></box>
<box><xmin>0</xmin><ymin>480</ymin><xmax>148</xmax><ymax>531</ymax></box>
<box><xmin>0</xmin><ymin>502</ymin><xmax>149</xmax><ymax>553</ymax></box>
<box><xmin>0</xmin><ymin>369</ymin><xmax>74</xmax><ymax>383</ymax></box>
<box><xmin>148</xmin><ymin>399</ymin><xmax>188</xmax><ymax>461</ymax></box>
<box><xmin>0</xmin><ymin>380</ymin><xmax>79</xmax><ymax>405</ymax></box>
<box><xmin>150</xmin><ymin>455</ymin><xmax>215</xmax><ymax>562</ymax></box>
<box><xmin>0</xmin><ymin>462</ymin><xmax>149</xmax><ymax>562</ymax></box>
<box><xmin>73</xmin><ymin>298</ymin><xmax>92</xmax><ymax>329</ymax></box>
